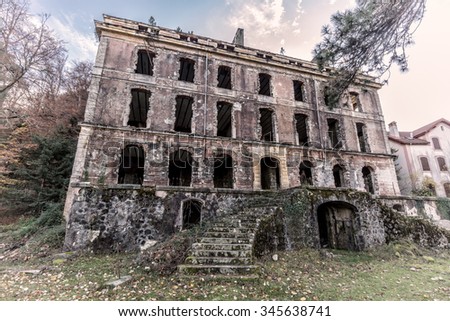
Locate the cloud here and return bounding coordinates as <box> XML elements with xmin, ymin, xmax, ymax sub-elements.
<box><xmin>47</xmin><ymin>13</ymin><xmax>97</xmax><ymax>62</ymax></box>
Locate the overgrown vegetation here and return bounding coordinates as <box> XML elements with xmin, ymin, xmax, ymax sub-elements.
<box><xmin>436</xmin><ymin>198</ymin><xmax>450</xmax><ymax>220</ymax></box>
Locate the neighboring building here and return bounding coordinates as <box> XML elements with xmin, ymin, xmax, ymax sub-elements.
<box><xmin>64</xmin><ymin>15</ymin><xmax>401</xmax><ymax>251</ymax></box>
<box><xmin>388</xmin><ymin>119</ymin><xmax>450</xmax><ymax>197</ymax></box>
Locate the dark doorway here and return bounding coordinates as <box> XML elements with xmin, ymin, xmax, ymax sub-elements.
<box><xmin>333</xmin><ymin>164</ymin><xmax>344</xmax><ymax>188</ymax></box>
<box><xmin>300</xmin><ymin>161</ymin><xmax>313</xmax><ymax>186</ymax></box>
<box><xmin>260</xmin><ymin>157</ymin><xmax>280</xmax><ymax>190</ymax></box>
<box><xmin>118</xmin><ymin>145</ymin><xmax>145</xmax><ymax>184</ymax></box>
<box><xmin>182</xmin><ymin>199</ymin><xmax>202</xmax><ymax>229</ymax></box>
<box><xmin>258</xmin><ymin>73</ymin><xmax>271</xmax><ymax>96</ymax></box>
<box><xmin>217</xmin><ymin>102</ymin><xmax>232</xmax><ymax>137</ymax></box>
<box><xmin>174</xmin><ymin>96</ymin><xmax>193</xmax><ymax>133</ymax></box>
<box><xmin>259</xmin><ymin>108</ymin><xmax>275</xmax><ymax>141</ymax></box>
<box><xmin>317</xmin><ymin>202</ymin><xmax>356</xmax><ymax>250</ymax></box>
<box><xmin>217</xmin><ymin>66</ymin><xmax>232</xmax><ymax>89</ymax></box>
<box><xmin>362</xmin><ymin>166</ymin><xmax>375</xmax><ymax>194</ymax></box>
<box><xmin>295</xmin><ymin>113</ymin><xmax>309</xmax><ymax>146</ymax></box>
<box><xmin>213</xmin><ymin>154</ymin><xmax>233</xmax><ymax>188</ymax></box>
<box><xmin>128</xmin><ymin>89</ymin><xmax>150</xmax><ymax>128</ymax></box>
<box><xmin>169</xmin><ymin>150</ymin><xmax>192</xmax><ymax>186</ymax></box>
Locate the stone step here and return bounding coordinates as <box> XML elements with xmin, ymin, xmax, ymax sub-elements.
<box><xmin>185</xmin><ymin>256</ymin><xmax>253</xmax><ymax>265</ymax></box>
<box><xmin>208</xmin><ymin>227</ymin><xmax>254</xmax><ymax>233</ymax></box>
<box><xmin>199</xmin><ymin>237</ymin><xmax>253</xmax><ymax>244</ymax></box>
<box><xmin>191</xmin><ymin>243</ymin><xmax>253</xmax><ymax>251</ymax></box>
<box><xmin>190</xmin><ymin>249</ymin><xmax>252</xmax><ymax>257</ymax></box>
<box><xmin>178</xmin><ymin>264</ymin><xmax>260</xmax><ymax>275</ymax></box>
<box><xmin>202</xmin><ymin>232</ymin><xmax>255</xmax><ymax>239</ymax></box>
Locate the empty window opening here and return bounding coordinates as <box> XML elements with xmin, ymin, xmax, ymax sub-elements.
<box><xmin>362</xmin><ymin>166</ymin><xmax>375</xmax><ymax>194</ymax></box>
<box><xmin>333</xmin><ymin>164</ymin><xmax>344</xmax><ymax>188</ymax></box>
<box><xmin>437</xmin><ymin>157</ymin><xmax>447</xmax><ymax>171</ymax></box>
<box><xmin>258</xmin><ymin>73</ymin><xmax>272</xmax><ymax>96</ymax></box>
<box><xmin>324</xmin><ymin>86</ymin><xmax>332</xmax><ymax>106</ymax></box>
<box><xmin>349</xmin><ymin>92</ymin><xmax>362</xmax><ymax>111</ymax></box>
<box><xmin>317</xmin><ymin>202</ymin><xmax>356</xmax><ymax>250</ymax></box>
<box><xmin>293</xmin><ymin>80</ymin><xmax>305</xmax><ymax>102</ymax></box>
<box><xmin>432</xmin><ymin>138</ymin><xmax>441</xmax><ymax>150</ymax></box>
<box><xmin>182</xmin><ymin>200</ymin><xmax>202</xmax><ymax>229</ymax></box>
<box><xmin>169</xmin><ymin>150</ymin><xmax>192</xmax><ymax>186</ymax></box>
<box><xmin>300</xmin><ymin>161</ymin><xmax>313</xmax><ymax>186</ymax></box>
<box><xmin>178</xmin><ymin>58</ymin><xmax>195</xmax><ymax>82</ymax></box>
<box><xmin>444</xmin><ymin>183</ymin><xmax>450</xmax><ymax>198</ymax></box>
<box><xmin>295</xmin><ymin>113</ymin><xmax>309</xmax><ymax>146</ymax></box>
<box><xmin>260</xmin><ymin>108</ymin><xmax>275</xmax><ymax>141</ymax></box>
<box><xmin>356</xmin><ymin>123</ymin><xmax>369</xmax><ymax>152</ymax></box>
<box><xmin>128</xmin><ymin>89</ymin><xmax>150</xmax><ymax>128</ymax></box>
<box><xmin>217</xmin><ymin>102</ymin><xmax>232</xmax><ymax>137</ymax></box>
<box><xmin>213</xmin><ymin>154</ymin><xmax>233</xmax><ymax>188</ymax></box>
<box><xmin>118</xmin><ymin>145</ymin><xmax>145</xmax><ymax>185</ymax></box>
<box><xmin>420</xmin><ymin>157</ymin><xmax>430</xmax><ymax>171</ymax></box>
<box><xmin>327</xmin><ymin>118</ymin><xmax>342</xmax><ymax>149</ymax></box>
<box><xmin>217</xmin><ymin>66</ymin><xmax>232</xmax><ymax>89</ymax></box>
<box><xmin>174</xmin><ymin>96</ymin><xmax>193</xmax><ymax>133</ymax></box>
<box><xmin>135</xmin><ymin>50</ymin><xmax>155</xmax><ymax>75</ymax></box>
<box><xmin>260</xmin><ymin>157</ymin><xmax>280</xmax><ymax>190</ymax></box>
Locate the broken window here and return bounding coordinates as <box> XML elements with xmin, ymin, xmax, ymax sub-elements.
<box><xmin>300</xmin><ymin>161</ymin><xmax>313</xmax><ymax>186</ymax></box>
<box><xmin>293</xmin><ymin>80</ymin><xmax>305</xmax><ymax>102</ymax></box>
<box><xmin>432</xmin><ymin>137</ymin><xmax>441</xmax><ymax>150</ymax></box>
<box><xmin>118</xmin><ymin>145</ymin><xmax>145</xmax><ymax>185</ymax></box>
<box><xmin>437</xmin><ymin>157</ymin><xmax>447</xmax><ymax>171</ymax></box>
<box><xmin>258</xmin><ymin>73</ymin><xmax>272</xmax><ymax>96</ymax></box>
<box><xmin>213</xmin><ymin>154</ymin><xmax>233</xmax><ymax>188</ymax></box>
<box><xmin>362</xmin><ymin>166</ymin><xmax>375</xmax><ymax>194</ymax></box>
<box><xmin>327</xmin><ymin>118</ymin><xmax>342</xmax><ymax>149</ymax></box>
<box><xmin>178</xmin><ymin>58</ymin><xmax>195</xmax><ymax>82</ymax></box>
<box><xmin>174</xmin><ymin>96</ymin><xmax>193</xmax><ymax>133</ymax></box>
<box><xmin>356</xmin><ymin>123</ymin><xmax>369</xmax><ymax>152</ymax></box>
<box><xmin>349</xmin><ymin>92</ymin><xmax>362</xmax><ymax>111</ymax></box>
<box><xmin>217</xmin><ymin>66</ymin><xmax>232</xmax><ymax>89</ymax></box>
<box><xmin>259</xmin><ymin>108</ymin><xmax>275</xmax><ymax>141</ymax></box>
<box><xmin>169</xmin><ymin>149</ymin><xmax>192</xmax><ymax>186</ymax></box>
<box><xmin>216</xmin><ymin>102</ymin><xmax>232</xmax><ymax>137</ymax></box>
<box><xmin>128</xmin><ymin>89</ymin><xmax>150</xmax><ymax>128</ymax></box>
<box><xmin>444</xmin><ymin>183</ymin><xmax>450</xmax><ymax>198</ymax></box>
<box><xmin>260</xmin><ymin>157</ymin><xmax>280</xmax><ymax>190</ymax></box>
<box><xmin>420</xmin><ymin>157</ymin><xmax>430</xmax><ymax>171</ymax></box>
<box><xmin>182</xmin><ymin>199</ymin><xmax>202</xmax><ymax>229</ymax></box>
<box><xmin>294</xmin><ymin>113</ymin><xmax>309</xmax><ymax>146</ymax></box>
<box><xmin>135</xmin><ymin>50</ymin><xmax>155</xmax><ymax>75</ymax></box>
<box><xmin>333</xmin><ymin>164</ymin><xmax>344</xmax><ymax>188</ymax></box>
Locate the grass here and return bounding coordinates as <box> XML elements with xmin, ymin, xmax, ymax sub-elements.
<box><xmin>1</xmin><ymin>223</ymin><xmax>449</xmax><ymax>301</ymax></box>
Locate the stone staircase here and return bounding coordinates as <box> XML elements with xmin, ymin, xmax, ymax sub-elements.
<box><xmin>178</xmin><ymin>206</ymin><xmax>279</xmax><ymax>276</ymax></box>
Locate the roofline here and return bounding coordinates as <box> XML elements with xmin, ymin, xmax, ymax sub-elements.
<box><xmin>412</xmin><ymin>118</ymin><xmax>450</xmax><ymax>138</ymax></box>
<box><xmin>388</xmin><ymin>135</ymin><xmax>429</xmax><ymax>145</ymax></box>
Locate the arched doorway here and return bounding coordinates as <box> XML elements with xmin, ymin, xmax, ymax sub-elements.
<box><xmin>362</xmin><ymin>166</ymin><xmax>375</xmax><ymax>194</ymax></box>
<box><xmin>118</xmin><ymin>145</ymin><xmax>145</xmax><ymax>184</ymax></box>
<box><xmin>317</xmin><ymin>201</ymin><xmax>356</xmax><ymax>250</ymax></box>
<box><xmin>332</xmin><ymin>164</ymin><xmax>344</xmax><ymax>187</ymax></box>
<box><xmin>182</xmin><ymin>199</ymin><xmax>202</xmax><ymax>229</ymax></box>
<box><xmin>300</xmin><ymin>160</ymin><xmax>313</xmax><ymax>186</ymax></box>
<box><xmin>260</xmin><ymin>157</ymin><xmax>280</xmax><ymax>190</ymax></box>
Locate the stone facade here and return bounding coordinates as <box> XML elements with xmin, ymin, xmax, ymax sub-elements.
<box><xmin>64</xmin><ymin>15</ymin><xmax>405</xmax><ymax>252</ymax></box>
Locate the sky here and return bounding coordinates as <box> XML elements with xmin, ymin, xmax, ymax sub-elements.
<box><xmin>29</xmin><ymin>0</ymin><xmax>450</xmax><ymax>131</ymax></box>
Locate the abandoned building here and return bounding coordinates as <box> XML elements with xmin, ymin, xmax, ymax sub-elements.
<box><xmin>389</xmin><ymin>119</ymin><xmax>450</xmax><ymax>197</ymax></box>
<box><xmin>65</xmin><ymin>15</ymin><xmax>448</xmax><ymax>262</ymax></box>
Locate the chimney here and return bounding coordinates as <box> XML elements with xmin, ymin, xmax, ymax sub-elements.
<box><xmin>388</xmin><ymin>121</ymin><xmax>399</xmax><ymax>137</ymax></box>
<box><xmin>232</xmin><ymin>28</ymin><xmax>244</xmax><ymax>46</ymax></box>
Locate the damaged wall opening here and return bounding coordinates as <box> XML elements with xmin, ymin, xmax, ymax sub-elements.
<box><xmin>169</xmin><ymin>149</ymin><xmax>192</xmax><ymax>186</ymax></box>
<box><xmin>174</xmin><ymin>96</ymin><xmax>193</xmax><ymax>133</ymax></box>
<box><xmin>216</xmin><ymin>102</ymin><xmax>232</xmax><ymax>137</ymax></box>
<box><xmin>178</xmin><ymin>58</ymin><xmax>195</xmax><ymax>82</ymax></box>
<box><xmin>324</xmin><ymin>86</ymin><xmax>331</xmax><ymax>106</ymax></box>
<box><xmin>356</xmin><ymin>122</ymin><xmax>369</xmax><ymax>152</ymax></box>
<box><xmin>317</xmin><ymin>201</ymin><xmax>356</xmax><ymax>250</ymax></box>
<box><xmin>293</xmin><ymin>80</ymin><xmax>305</xmax><ymax>102</ymax></box>
<box><xmin>258</xmin><ymin>73</ymin><xmax>272</xmax><ymax>96</ymax></box>
<box><xmin>300</xmin><ymin>161</ymin><xmax>313</xmax><ymax>186</ymax></box>
<box><xmin>327</xmin><ymin>118</ymin><xmax>342</xmax><ymax>149</ymax></box>
<box><xmin>118</xmin><ymin>145</ymin><xmax>145</xmax><ymax>184</ymax></box>
<box><xmin>182</xmin><ymin>199</ymin><xmax>202</xmax><ymax>229</ymax></box>
<box><xmin>260</xmin><ymin>157</ymin><xmax>280</xmax><ymax>190</ymax></box>
<box><xmin>135</xmin><ymin>50</ymin><xmax>155</xmax><ymax>75</ymax></box>
<box><xmin>213</xmin><ymin>154</ymin><xmax>233</xmax><ymax>188</ymax></box>
<box><xmin>333</xmin><ymin>164</ymin><xmax>344</xmax><ymax>188</ymax></box>
<box><xmin>128</xmin><ymin>89</ymin><xmax>150</xmax><ymax>128</ymax></box>
<box><xmin>362</xmin><ymin>166</ymin><xmax>375</xmax><ymax>194</ymax></box>
<box><xmin>295</xmin><ymin>113</ymin><xmax>309</xmax><ymax>146</ymax></box>
<box><xmin>349</xmin><ymin>92</ymin><xmax>362</xmax><ymax>111</ymax></box>
<box><xmin>259</xmin><ymin>108</ymin><xmax>275</xmax><ymax>141</ymax></box>
<box><xmin>217</xmin><ymin>66</ymin><xmax>232</xmax><ymax>89</ymax></box>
